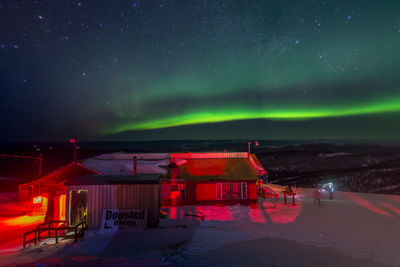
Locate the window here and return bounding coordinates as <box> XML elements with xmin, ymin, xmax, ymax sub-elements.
<box><xmin>216</xmin><ymin>183</ymin><xmax>222</xmax><ymax>200</ymax></box>
<box><xmin>161</xmin><ymin>184</ymin><xmax>186</xmax><ymax>201</ymax></box>
<box><xmin>241</xmin><ymin>182</ymin><xmax>248</xmax><ymax>199</ymax></box>
<box><xmin>216</xmin><ymin>182</ymin><xmax>247</xmax><ymax>200</ymax></box>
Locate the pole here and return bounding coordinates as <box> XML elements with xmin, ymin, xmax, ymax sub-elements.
<box><xmin>133</xmin><ymin>156</ymin><xmax>137</xmax><ymax>175</ymax></box>
<box><xmin>38</xmin><ymin>153</ymin><xmax>42</xmax><ymax>178</ymax></box>
<box><xmin>248</xmin><ymin>142</ymin><xmax>251</xmax><ymax>158</ymax></box>
<box><xmin>73</xmin><ymin>138</ymin><xmax>77</xmax><ymax>163</ymax></box>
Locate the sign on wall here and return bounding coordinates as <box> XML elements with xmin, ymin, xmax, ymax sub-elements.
<box><xmin>101</xmin><ymin>209</ymin><xmax>147</xmax><ymax>231</ymax></box>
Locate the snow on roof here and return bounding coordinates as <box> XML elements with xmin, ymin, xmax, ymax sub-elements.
<box><xmin>164</xmin><ymin>158</ymin><xmax>259</xmax><ymax>181</ymax></box>
<box><xmin>65</xmin><ymin>174</ymin><xmax>160</xmax><ymax>185</ymax></box>
<box><xmin>82</xmin><ymin>152</ymin><xmax>266</xmax><ymax>179</ymax></box>
<box><xmin>83</xmin><ymin>158</ymin><xmax>169</xmax><ymax>175</ymax></box>
<box><xmin>19</xmin><ymin>162</ymin><xmax>102</xmax><ymax>188</ymax></box>
<box><xmin>93</xmin><ymin>153</ymin><xmax>169</xmax><ymax>160</ymax></box>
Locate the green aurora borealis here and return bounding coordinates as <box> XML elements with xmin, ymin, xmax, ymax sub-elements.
<box><xmin>1</xmin><ymin>0</ymin><xmax>400</xmax><ymax>141</ymax></box>
<box><xmin>109</xmin><ymin>96</ymin><xmax>400</xmax><ymax>133</ymax></box>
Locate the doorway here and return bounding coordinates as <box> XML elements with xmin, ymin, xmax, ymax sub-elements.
<box><xmin>69</xmin><ymin>190</ymin><xmax>88</xmax><ymax>226</ymax></box>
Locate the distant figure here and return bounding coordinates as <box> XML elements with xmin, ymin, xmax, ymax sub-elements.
<box><xmin>327</xmin><ymin>183</ymin><xmax>334</xmax><ymax>200</ymax></box>
<box><xmin>288</xmin><ymin>184</ymin><xmax>293</xmax><ymax>193</ymax></box>
<box><xmin>285</xmin><ymin>184</ymin><xmax>293</xmax><ymax>194</ymax></box>
<box><xmin>313</xmin><ymin>187</ymin><xmax>321</xmax><ymax>206</ymax></box>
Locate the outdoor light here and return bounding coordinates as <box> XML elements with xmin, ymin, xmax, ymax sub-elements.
<box><xmin>33</xmin><ymin>196</ymin><xmax>42</xmax><ymax>204</ymax></box>
<box><xmin>69</xmin><ymin>137</ymin><xmax>78</xmax><ymax>163</ymax></box>
<box><xmin>248</xmin><ymin>140</ymin><xmax>259</xmax><ymax>158</ymax></box>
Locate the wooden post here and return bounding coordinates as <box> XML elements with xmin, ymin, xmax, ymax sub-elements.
<box><xmin>74</xmin><ymin>225</ymin><xmax>78</xmax><ymax>242</ymax></box>
<box><xmin>283</xmin><ymin>192</ymin><xmax>287</xmax><ymax>205</ymax></box>
<box><xmin>35</xmin><ymin>230</ymin><xmax>38</xmax><ymax>245</ymax></box>
<box><xmin>55</xmin><ymin>229</ymin><xmax>58</xmax><ymax>244</ymax></box>
<box><xmin>48</xmin><ymin>222</ymin><xmax>51</xmax><ymax>237</ymax></box>
<box><xmin>292</xmin><ymin>194</ymin><xmax>296</xmax><ymax>206</ymax></box>
<box><xmin>23</xmin><ymin>234</ymin><xmax>26</xmax><ymax>248</ymax></box>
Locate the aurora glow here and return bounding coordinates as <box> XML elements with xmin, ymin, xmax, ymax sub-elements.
<box><xmin>107</xmin><ymin>95</ymin><xmax>400</xmax><ymax>133</ymax></box>
<box><xmin>1</xmin><ymin>0</ymin><xmax>400</xmax><ymax>141</ymax></box>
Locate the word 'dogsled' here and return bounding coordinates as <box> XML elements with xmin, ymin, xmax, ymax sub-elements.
<box><xmin>101</xmin><ymin>209</ymin><xmax>147</xmax><ymax>231</ymax></box>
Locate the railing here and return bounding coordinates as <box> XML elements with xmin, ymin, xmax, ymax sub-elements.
<box><xmin>282</xmin><ymin>191</ymin><xmax>296</xmax><ymax>206</ymax></box>
<box><xmin>23</xmin><ymin>219</ymin><xmax>86</xmax><ymax>248</ymax></box>
<box><xmin>257</xmin><ymin>181</ymin><xmax>280</xmax><ymax>209</ymax></box>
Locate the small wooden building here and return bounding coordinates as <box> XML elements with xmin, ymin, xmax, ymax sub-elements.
<box><xmin>161</xmin><ymin>153</ymin><xmax>264</xmax><ymax>206</ymax></box>
<box><xmin>65</xmin><ymin>174</ymin><xmax>161</xmax><ymax>230</ymax></box>
<box><xmin>18</xmin><ymin>162</ymin><xmax>102</xmax><ymax>219</ymax></box>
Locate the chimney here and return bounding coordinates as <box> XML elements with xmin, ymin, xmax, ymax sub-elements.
<box><xmin>133</xmin><ymin>156</ymin><xmax>137</xmax><ymax>175</ymax></box>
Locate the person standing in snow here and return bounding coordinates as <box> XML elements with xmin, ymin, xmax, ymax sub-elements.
<box><xmin>313</xmin><ymin>186</ymin><xmax>322</xmax><ymax>206</ymax></box>
<box><xmin>328</xmin><ymin>184</ymin><xmax>334</xmax><ymax>200</ymax></box>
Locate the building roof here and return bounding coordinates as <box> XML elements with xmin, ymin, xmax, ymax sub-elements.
<box><xmin>83</xmin><ymin>158</ymin><xmax>169</xmax><ymax>175</ymax></box>
<box><xmin>162</xmin><ymin>158</ymin><xmax>259</xmax><ymax>181</ymax></box>
<box><xmin>19</xmin><ymin>162</ymin><xmax>103</xmax><ymax>189</ymax></box>
<box><xmin>65</xmin><ymin>174</ymin><xmax>160</xmax><ymax>185</ymax></box>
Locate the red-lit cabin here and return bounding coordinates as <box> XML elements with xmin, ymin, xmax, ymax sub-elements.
<box><xmin>161</xmin><ymin>153</ymin><xmax>263</xmax><ymax>206</ymax></box>
<box><xmin>18</xmin><ymin>162</ymin><xmax>102</xmax><ymax>220</ymax></box>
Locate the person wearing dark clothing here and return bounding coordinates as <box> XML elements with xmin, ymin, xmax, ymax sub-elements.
<box><xmin>327</xmin><ymin>184</ymin><xmax>334</xmax><ymax>200</ymax></box>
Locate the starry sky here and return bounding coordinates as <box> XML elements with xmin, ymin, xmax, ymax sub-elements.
<box><xmin>1</xmin><ymin>0</ymin><xmax>400</xmax><ymax>142</ymax></box>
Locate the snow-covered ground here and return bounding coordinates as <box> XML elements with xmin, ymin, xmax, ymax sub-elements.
<box><xmin>1</xmin><ymin>189</ymin><xmax>399</xmax><ymax>266</ymax></box>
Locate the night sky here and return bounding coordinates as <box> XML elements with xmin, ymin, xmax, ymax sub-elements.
<box><xmin>1</xmin><ymin>0</ymin><xmax>400</xmax><ymax>142</ymax></box>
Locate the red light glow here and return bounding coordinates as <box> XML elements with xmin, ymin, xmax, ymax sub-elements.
<box><xmin>249</xmin><ymin>206</ymin><xmax>267</xmax><ymax>223</ymax></box>
<box><xmin>1</xmin><ymin>215</ymin><xmax>45</xmax><ymax>227</ymax></box>
<box><xmin>54</xmin><ymin>194</ymin><xmax>66</xmax><ymax>220</ymax></box>
<box><xmin>184</xmin><ymin>159</ymin><xmax>226</xmax><ymax>176</ymax></box>
<box><xmin>169</xmin><ymin>206</ymin><xmax>177</xmax><ymax>219</ymax></box>
<box><xmin>32</xmin><ymin>196</ymin><xmax>42</xmax><ymax>204</ymax></box>
<box><xmin>264</xmin><ymin>202</ymin><xmax>302</xmax><ymax>224</ymax></box>
<box><xmin>195</xmin><ymin>206</ymin><xmax>233</xmax><ymax>221</ymax></box>
<box><xmin>379</xmin><ymin>201</ymin><xmax>400</xmax><ymax>215</ymax></box>
<box><xmin>345</xmin><ymin>193</ymin><xmax>393</xmax><ymax>217</ymax></box>
<box><xmin>32</xmin><ymin>196</ymin><xmax>48</xmax><ymax>216</ymax></box>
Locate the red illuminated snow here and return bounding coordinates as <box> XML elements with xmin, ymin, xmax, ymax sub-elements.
<box><xmin>1</xmin><ymin>190</ymin><xmax>400</xmax><ymax>266</ymax></box>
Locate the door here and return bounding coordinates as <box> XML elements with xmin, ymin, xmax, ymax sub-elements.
<box><xmin>69</xmin><ymin>190</ymin><xmax>88</xmax><ymax>226</ymax></box>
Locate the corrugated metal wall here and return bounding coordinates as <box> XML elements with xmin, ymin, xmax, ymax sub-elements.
<box><xmin>66</xmin><ymin>183</ymin><xmax>160</xmax><ymax>230</ymax></box>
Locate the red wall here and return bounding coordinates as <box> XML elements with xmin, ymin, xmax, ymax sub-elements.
<box><xmin>161</xmin><ymin>180</ymin><xmax>257</xmax><ymax>206</ymax></box>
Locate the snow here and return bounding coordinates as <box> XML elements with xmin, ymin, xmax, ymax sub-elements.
<box><xmin>83</xmin><ymin>158</ymin><xmax>170</xmax><ymax>175</ymax></box>
<box><xmin>1</xmin><ymin>190</ymin><xmax>400</xmax><ymax>266</ymax></box>
<box><xmin>318</xmin><ymin>152</ymin><xmax>355</xmax><ymax>158</ymax></box>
